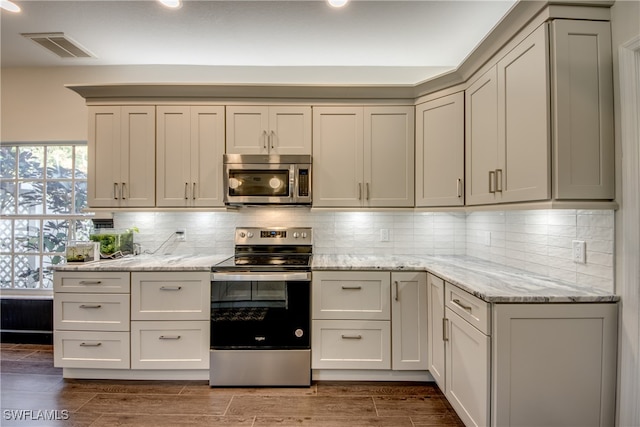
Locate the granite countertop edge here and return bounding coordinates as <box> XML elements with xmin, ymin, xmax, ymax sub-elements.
<box><xmin>311</xmin><ymin>254</ymin><xmax>619</xmax><ymax>304</ymax></box>
<box><xmin>52</xmin><ymin>253</ymin><xmax>619</xmax><ymax>304</ymax></box>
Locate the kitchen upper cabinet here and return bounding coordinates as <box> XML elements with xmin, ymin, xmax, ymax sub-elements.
<box><xmin>551</xmin><ymin>20</ymin><xmax>614</xmax><ymax>199</ymax></box>
<box><xmin>88</xmin><ymin>106</ymin><xmax>156</xmax><ymax>208</ymax></box>
<box><xmin>415</xmin><ymin>92</ymin><xmax>464</xmax><ymax>207</ymax></box>
<box><xmin>156</xmin><ymin>106</ymin><xmax>225</xmax><ymax>207</ymax></box>
<box><xmin>466</xmin><ymin>23</ymin><xmax>550</xmax><ymax>206</ymax></box>
<box><xmin>466</xmin><ymin>19</ymin><xmax>614</xmax><ymax>206</ymax></box>
<box><xmin>226</xmin><ymin>106</ymin><xmax>311</xmax><ymax>155</ymax></box>
<box><xmin>313</xmin><ymin>106</ymin><xmax>414</xmax><ymax>208</ymax></box>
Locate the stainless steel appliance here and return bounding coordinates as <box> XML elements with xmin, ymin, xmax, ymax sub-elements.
<box><xmin>223</xmin><ymin>154</ymin><xmax>312</xmax><ymax>205</ymax></box>
<box><xmin>210</xmin><ymin>227</ymin><xmax>312</xmax><ymax>386</ymax></box>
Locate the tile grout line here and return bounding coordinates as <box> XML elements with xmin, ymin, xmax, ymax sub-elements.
<box><xmin>371</xmin><ymin>395</ymin><xmax>380</xmax><ymax>417</ymax></box>
<box><xmin>222</xmin><ymin>394</ymin><xmax>234</xmax><ymax>416</ymax></box>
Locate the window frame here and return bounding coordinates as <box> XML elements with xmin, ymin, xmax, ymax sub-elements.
<box><xmin>1</xmin><ymin>141</ymin><xmax>92</xmax><ymax>296</ymax></box>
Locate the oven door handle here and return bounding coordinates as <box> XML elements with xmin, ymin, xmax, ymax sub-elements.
<box><xmin>211</xmin><ymin>272</ymin><xmax>311</xmax><ymax>282</ymax></box>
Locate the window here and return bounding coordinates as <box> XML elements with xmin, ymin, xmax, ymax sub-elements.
<box><xmin>0</xmin><ymin>143</ymin><xmax>93</xmax><ymax>291</ymax></box>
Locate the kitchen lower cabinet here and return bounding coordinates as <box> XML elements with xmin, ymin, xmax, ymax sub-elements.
<box><xmin>131</xmin><ymin>272</ymin><xmax>210</xmax><ymax>370</ymax></box>
<box><xmin>311</xmin><ymin>271</ymin><xmax>426</xmax><ymax>374</ymax></box>
<box><xmin>88</xmin><ymin>106</ymin><xmax>156</xmax><ymax>208</ymax></box>
<box><xmin>446</xmin><ymin>307</ymin><xmax>491</xmax><ymax>427</ymax></box>
<box><xmin>312</xmin><ymin>106</ymin><xmax>414</xmax><ymax>208</ymax></box>
<box><xmin>54</xmin><ymin>271</ymin><xmax>131</xmax><ymax>370</ymax></box>
<box><xmin>428</xmin><ymin>273</ymin><xmax>618</xmax><ymax>427</ymax></box>
<box><xmin>391</xmin><ymin>272</ymin><xmax>428</xmax><ymax>370</ymax></box>
<box><xmin>131</xmin><ymin>320</ymin><xmax>210</xmax><ymax>370</ymax></box>
<box><xmin>53</xmin><ymin>270</ymin><xmax>211</xmax><ymax>379</ymax></box>
<box><xmin>156</xmin><ymin>106</ymin><xmax>225</xmax><ymax>207</ymax></box>
<box><xmin>492</xmin><ymin>303</ymin><xmax>617</xmax><ymax>427</ymax></box>
<box><xmin>427</xmin><ymin>273</ymin><xmax>446</xmax><ymax>389</ymax></box>
<box><xmin>312</xmin><ymin>319</ymin><xmax>391</xmax><ymax>370</ymax></box>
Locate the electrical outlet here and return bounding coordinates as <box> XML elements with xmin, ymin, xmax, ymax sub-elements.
<box><xmin>175</xmin><ymin>229</ymin><xmax>186</xmax><ymax>242</ymax></box>
<box><xmin>380</xmin><ymin>229</ymin><xmax>390</xmax><ymax>242</ymax></box>
<box><xmin>572</xmin><ymin>240</ymin><xmax>586</xmax><ymax>264</ymax></box>
<box><xmin>482</xmin><ymin>231</ymin><xmax>491</xmax><ymax>246</ymax></box>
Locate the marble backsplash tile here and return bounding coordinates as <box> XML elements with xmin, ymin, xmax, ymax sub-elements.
<box><xmin>112</xmin><ymin>208</ymin><xmax>614</xmax><ymax>293</ymax></box>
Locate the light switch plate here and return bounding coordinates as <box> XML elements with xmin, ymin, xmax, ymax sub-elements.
<box><xmin>380</xmin><ymin>229</ymin><xmax>390</xmax><ymax>242</ymax></box>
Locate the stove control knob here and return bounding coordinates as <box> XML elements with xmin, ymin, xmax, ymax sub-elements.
<box><xmin>301</xmin><ymin>232</ymin><xmax>308</xmax><ymax>239</ymax></box>
<box><xmin>238</xmin><ymin>231</ymin><xmax>246</xmax><ymax>238</ymax></box>
<box><xmin>247</xmin><ymin>232</ymin><xmax>254</xmax><ymax>238</ymax></box>
<box><xmin>293</xmin><ymin>232</ymin><xmax>300</xmax><ymax>238</ymax></box>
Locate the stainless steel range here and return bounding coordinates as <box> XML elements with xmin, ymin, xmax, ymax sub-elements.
<box><xmin>209</xmin><ymin>227</ymin><xmax>312</xmax><ymax>387</ymax></box>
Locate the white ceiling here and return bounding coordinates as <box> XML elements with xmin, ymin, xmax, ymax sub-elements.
<box><xmin>0</xmin><ymin>0</ymin><xmax>517</xmax><ymax>84</ymax></box>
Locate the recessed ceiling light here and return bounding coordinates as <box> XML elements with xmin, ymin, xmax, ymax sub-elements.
<box><xmin>0</xmin><ymin>0</ymin><xmax>21</xmax><ymax>13</ymax></box>
<box><xmin>327</xmin><ymin>0</ymin><xmax>349</xmax><ymax>8</ymax></box>
<box><xmin>158</xmin><ymin>0</ymin><xmax>182</xmax><ymax>9</ymax></box>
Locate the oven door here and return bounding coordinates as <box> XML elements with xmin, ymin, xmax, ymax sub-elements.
<box><xmin>210</xmin><ymin>272</ymin><xmax>310</xmax><ymax>349</ymax></box>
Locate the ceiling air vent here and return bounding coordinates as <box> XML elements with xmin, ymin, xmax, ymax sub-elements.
<box><xmin>21</xmin><ymin>32</ymin><xmax>95</xmax><ymax>58</ymax></box>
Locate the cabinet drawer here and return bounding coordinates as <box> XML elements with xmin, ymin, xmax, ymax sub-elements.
<box><xmin>54</xmin><ymin>272</ymin><xmax>130</xmax><ymax>293</ymax></box>
<box><xmin>131</xmin><ymin>321</ymin><xmax>210</xmax><ymax>369</ymax></box>
<box><xmin>131</xmin><ymin>272</ymin><xmax>210</xmax><ymax>321</ymax></box>
<box><xmin>312</xmin><ymin>271</ymin><xmax>390</xmax><ymax>320</ymax></box>
<box><xmin>54</xmin><ymin>293</ymin><xmax>130</xmax><ymax>331</ymax></box>
<box><xmin>54</xmin><ymin>331</ymin><xmax>129</xmax><ymax>369</ymax></box>
<box><xmin>311</xmin><ymin>320</ymin><xmax>390</xmax><ymax>370</ymax></box>
<box><xmin>445</xmin><ymin>283</ymin><xmax>490</xmax><ymax>334</ymax></box>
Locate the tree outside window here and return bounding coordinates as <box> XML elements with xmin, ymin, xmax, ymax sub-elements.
<box><xmin>0</xmin><ymin>143</ymin><xmax>93</xmax><ymax>291</ymax></box>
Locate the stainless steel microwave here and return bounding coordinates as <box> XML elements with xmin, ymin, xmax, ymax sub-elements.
<box><xmin>223</xmin><ymin>154</ymin><xmax>312</xmax><ymax>205</ymax></box>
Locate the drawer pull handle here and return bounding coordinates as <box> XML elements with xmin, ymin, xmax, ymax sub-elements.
<box><xmin>78</xmin><ymin>281</ymin><xmax>102</xmax><ymax>285</ymax></box>
<box><xmin>159</xmin><ymin>335</ymin><xmax>181</xmax><ymax>340</ymax></box>
<box><xmin>79</xmin><ymin>342</ymin><xmax>102</xmax><ymax>347</ymax></box>
<box><xmin>452</xmin><ymin>299</ymin><xmax>473</xmax><ymax>312</ymax></box>
<box><xmin>160</xmin><ymin>286</ymin><xmax>182</xmax><ymax>291</ymax></box>
<box><xmin>79</xmin><ymin>304</ymin><xmax>102</xmax><ymax>309</ymax></box>
<box><xmin>341</xmin><ymin>334</ymin><xmax>362</xmax><ymax>340</ymax></box>
<box><xmin>341</xmin><ymin>286</ymin><xmax>362</xmax><ymax>290</ymax></box>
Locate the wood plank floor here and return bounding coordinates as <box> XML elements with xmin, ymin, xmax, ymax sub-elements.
<box><xmin>0</xmin><ymin>343</ymin><xmax>464</xmax><ymax>427</ymax></box>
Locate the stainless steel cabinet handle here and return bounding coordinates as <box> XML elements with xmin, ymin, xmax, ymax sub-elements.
<box><xmin>366</xmin><ymin>183</ymin><xmax>370</xmax><ymax>201</ymax></box>
<box><xmin>270</xmin><ymin>130</ymin><xmax>275</xmax><ymax>149</ymax></box>
<box><xmin>452</xmin><ymin>298</ymin><xmax>473</xmax><ymax>312</ymax></box>
<box><xmin>79</xmin><ymin>304</ymin><xmax>102</xmax><ymax>309</ymax></box>
<box><xmin>159</xmin><ymin>335</ymin><xmax>181</xmax><ymax>340</ymax></box>
<box><xmin>114</xmin><ymin>183</ymin><xmax>119</xmax><ymax>200</ymax></box>
<box><xmin>341</xmin><ymin>334</ymin><xmax>362</xmax><ymax>340</ymax></box>
<box><xmin>184</xmin><ymin>182</ymin><xmax>189</xmax><ymax>200</ymax></box>
<box><xmin>79</xmin><ymin>281</ymin><xmax>102</xmax><ymax>285</ymax></box>
<box><xmin>495</xmin><ymin>169</ymin><xmax>503</xmax><ymax>192</ymax></box>
<box><xmin>489</xmin><ymin>171</ymin><xmax>496</xmax><ymax>194</ymax></box>
<box><xmin>358</xmin><ymin>183</ymin><xmax>362</xmax><ymax>200</ymax></box>
<box><xmin>121</xmin><ymin>182</ymin><xmax>127</xmax><ymax>200</ymax></box>
<box><xmin>192</xmin><ymin>183</ymin><xmax>196</xmax><ymax>200</ymax></box>
<box><xmin>394</xmin><ymin>281</ymin><xmax>399</xmax><ymax>301</ymax></box>
<box><xmin>80</xmin><ymin>342</ymin><xmax>102</xmax><ymax>347</ymax></box>
<box><xmin>262</xmin><ymin>130</ymin><xmax>268</xmax><ymax>149</ymax></box>
<box><xmin>457</xmin><ymin>178</ymin><xmax>462</xmax><ymax>198</ymax></box>
<box><xmin>160</xmin><ymin>286</ymin><xmax>182</xmax><ymax>291</ymax></box>
<box><xmin>342</xmin><ymin>285</ymin><xmax>362</xmax><ymax>290</ymax></box>
<box><xmin>443</xmin><ymin>318</ymin><xmax>449</xmax><ymax>342</ymax></box>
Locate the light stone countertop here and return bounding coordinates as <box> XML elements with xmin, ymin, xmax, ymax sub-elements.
<box><xmin>52</xmin><ymin>254</ymin><xmax>231</xmax><ymax>272</ymax></box>
<box><xmin>52</xmin><ymin>253</ymin><xmax>618</xmax><ymax>303</ymax></box>
<box><xmin>312</xmin><ymin>254</ymin><xmax>619</xmax><ymax>303</ymax></box>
